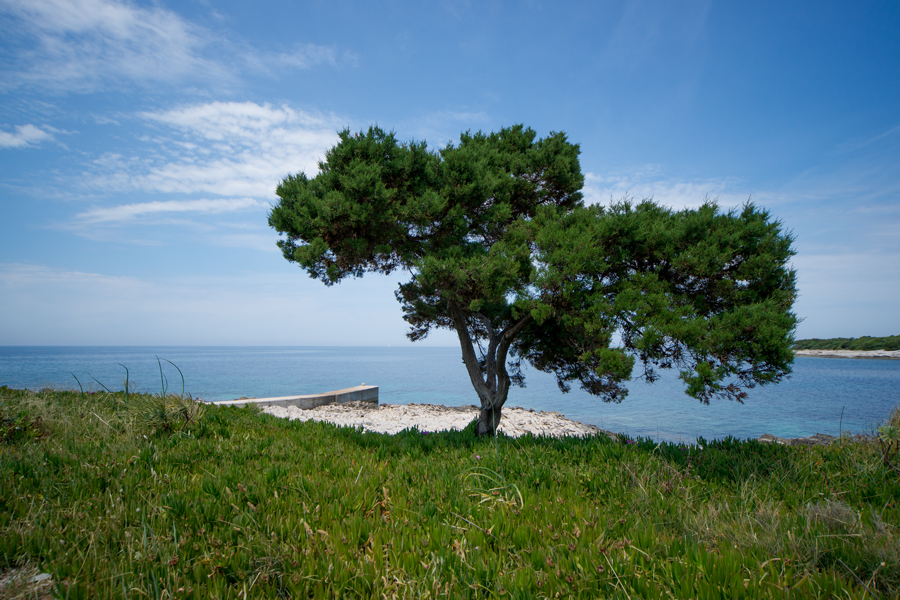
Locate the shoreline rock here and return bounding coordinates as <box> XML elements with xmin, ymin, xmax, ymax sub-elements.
<box><xmin>260</xmin><ymin>401</ymin><xmax>878</xmax><ymax>447</ymax></box>
<box><xmin>794</xmin><ymin>349</ymin><xmax>900</xmax><ymax>359</ymax></box>
<box><xmin>261</xmin><ymin>401</ymin><xmax>619</xmax><ymax>440</ymax></box>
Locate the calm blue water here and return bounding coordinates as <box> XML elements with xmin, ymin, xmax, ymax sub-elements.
<box><xmin>1</xmin><ymin>346</ymin><xmax>897</xmax><ymax>443</ymax></box>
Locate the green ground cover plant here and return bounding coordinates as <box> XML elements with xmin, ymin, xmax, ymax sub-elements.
<box><xmin>792</xmin><ymin>336</ymin><xmax>900</xmax><ymax>351</ymax></box>
<box><xmin>2</xmin><ymin>386</ymin><xmax>899</xmax><ymax>598</ymax></box>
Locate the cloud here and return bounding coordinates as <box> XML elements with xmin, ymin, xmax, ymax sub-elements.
<box><xmin>0</xmin><ymin>123</ymin><xmax>54</xmax><ymax>147</ymax></box>
<box><xmin>0</xmin><ymin>261</ymin><xmax>148</xmax><ymax>290</ymax></box>
<box><xmin>244</xmin><ymin>43</ymin><xmax>357</xmax><ymax>74</ymax></box>
<box><xmin>599</xmin><ymin>0</ymin><xmax>710</xmax><ymax>73</ymax></box>
<box><xmin>0</xmin><ymin>0</ymin><xmax>344</xmax><ymax>92</ymax></box>
<box><xmin>55</xmin><ymin>101</ymin><xmax>339</xmax><ymax>249</ymax></box>
<box><xmin>86</xmin><ymin>101</ymin><xmax>341</xmax><ymax>197</ymax></box>
<box><xmin>405</xmin><ymin>110</ymin><xmax>491</xmax><ymax>146</ymax></box>
<box><xmin>0</xmin><ymin>0</ymin><xmax>222</xmax><ymax>91</ymax></box>
<box><xmin>60</xmin><ymin>195</ymin><xmax>278</xmax><ymax>252</ymax></box>
<box><xmin>835</xmin><ymin>124</ymin><xmax>900</xmax><ymax>155</ymax></box>
<box><xmin>583</xmin><ymin>168</ymin><xmax>748</xmax><ymax>210</ymax></box>
<box><xmin>140</xmin><ymin>101</ymin><xmax>332</xmax><ymax>143</ymax></box>
<box><xmin>74</xmin><ymin>197</ymin><xmax>266</xmax><ymax>224</ymax></box>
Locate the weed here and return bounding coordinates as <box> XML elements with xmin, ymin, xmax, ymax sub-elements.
<box><xmin>463</xmin><ymin>466</ymin><xmax>524</xmax><ymax>509</ymax></box>
<box><xmin>876</xmin><ymin>406</ymin><xmax>900</xmax><ymax>476</ymax></box>
<box><xmin>0</xmin><ymin>395</ymin><xmax>47</xmax><ymax>445</ymax></box>
<box><xmin>127</xmin><ymin>393</ymin><xmax>205</xmax><ymax>435</ymax></box>
<box><xmin>807</xmin><ymin>499</ymin><xmax>861</xmax><ymax>534</ymax></box>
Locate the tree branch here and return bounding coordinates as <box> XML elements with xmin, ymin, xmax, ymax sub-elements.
<box><xmin>496</xmin><ymin>312</ymin><xmax>534</xmax><ymax>379</ymax></box>
<box><xmin>473</xmin><ymin>312</ymin><xmax>496</xmax><ymax>339</ymax></box>
<box><xmin>448</xmin><ymin>300</ymin><xmax>492</xmax><ymax>403</ymax></box>
<box><xmin>474</xmin><ymin>312</ymin><xmax>501</xmax><ymax>393</ymax></box>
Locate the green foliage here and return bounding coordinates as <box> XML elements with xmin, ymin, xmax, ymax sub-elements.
<box><xmin>270</xmin><ymin>125</ymin><xmax>799</xmax><ymax>435</ymax></box>
<box><xmin>793</xmin><ymin>335</ymin><xmax>900</xmax><ymax>351</ymax></box>
<box><xmin>518</xmin><ymin>199</ymin><xmax>798</xmax><ymax>404</ymax></box>
<box><xmin>2</xmin><ymin>387</ymin><xmax>899</xmax><ymax>598</ymax></box>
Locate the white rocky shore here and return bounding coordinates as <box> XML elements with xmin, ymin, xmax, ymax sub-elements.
<box><xmin>259</xmin><ymin>401</ymin><xmax>875</xmax><ymax>447</ymax></box>
<box><xmin>794</xmin><ymin>349</ymin><xmax>900</xmax><ymax>359</ymax></box>
<box><xmin>261</xmin><ymin>401</ymin><xmax>618</xmax><ymax>439</ymax></box>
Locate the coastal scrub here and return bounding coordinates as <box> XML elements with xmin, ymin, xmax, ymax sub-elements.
<box><xmin>1</xmin><ymin>386</ymin><xmax>898</xmax><ymax>598</ymax></box>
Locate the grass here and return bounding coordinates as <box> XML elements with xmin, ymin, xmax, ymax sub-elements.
<box><xmin>1</xmin><ymin>385</ymin><xmax>899</xmax><ymax>598</ymax></box>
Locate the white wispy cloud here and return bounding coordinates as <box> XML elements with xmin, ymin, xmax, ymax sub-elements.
<box><xmin>244</xmin><ymin>43</ymin><xmax>357</xmax><ymax>74</ymax></box>
<box><xmin>74</xmin><ymin>197</ymin><xmax>266</xmax><ymax>224</ymax></box>
<box><xmin>405</xmin><ymin>109</ymin><xmax>492</xmax><ymax>146</ymax></box>
<box><xmin>599</xmin><ymin>0</ymin><xmax>710</xmax><ymax>73</ymax></box>
<box><xmin>140</xmin><ymin>101</ymin><xmax>332</xmax><ymax>144</ymax></box>
<box><xmin>583</xmin><ymin>168</ymin><xmax>748</xmax><ymax>210</ymax></box>
<box><xmin>0</xmin><ymin>123</ymin><xmax>55</xmax><ymax>147</ymax></box>
<box><xmin>55</xmin><ymin>101</ymin><xmax>338</xmax><ymax>249</ymax></box>
<box><xmin>0</xmin><ymin>261</ymin><xmax>149</xmax><ymax>289</ymax></box>
<box><xmin>0</xmin><ymin>0</ymin><xmax>346</xmax><ymax>92</ymax></box>
<box><xmin>0</xmin><ymin>0</ymin><xmax>222</xmax><ymax>91</ymax></box>
<box><xmin>835</xmin><ymin>124</ymin><xmax>900</xmax><ymax>155</ymax></box>
<box><xmin>87</xmin><ymin>101</ymin><xmax>341</xmax><ymax>197</ymax></box>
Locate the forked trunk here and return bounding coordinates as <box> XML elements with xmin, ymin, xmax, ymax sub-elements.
<box><xmin>476</xmin><ymin>402</ymin><xmax>504</xmax><ymax>437</ymax></box>
<box><xmin>464</xmin><ymin>360</ymin><xmax>511</xmax><ymax>436</ymax></box>
<box><xmin>448</xmin><ymin>300</ymin><xmax>531</xmax><ymax>437</ymax></box>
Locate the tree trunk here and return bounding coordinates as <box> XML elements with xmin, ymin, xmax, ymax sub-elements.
<box><xmin>476</xmin><ymin>401</ymin><xmax>504</xmax><ymax>437</ymax></box>
<box><xmin>447</xmin><ymin>300</ymin><xmax>531</xmax><ymax>437</ymax></box>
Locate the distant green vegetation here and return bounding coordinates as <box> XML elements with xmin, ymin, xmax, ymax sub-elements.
<box><xmin>793</xmin><ymin>335</ymin><xmax>900</xmax><ymax>351</ymax></box>
<box><xmin>2</xmin><ymin>385</ymin><xmax>900</xmax><ymax>598</ymax></box>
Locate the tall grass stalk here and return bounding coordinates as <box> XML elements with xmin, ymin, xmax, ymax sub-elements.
<box><xmin>118</xmin><ymin>363</ymin><xmax>130</xmax><ymax>402</ymax></box>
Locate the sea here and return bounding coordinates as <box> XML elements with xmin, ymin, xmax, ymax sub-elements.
<box><xmin>1</xmin><ymin>346</ymin><xmax>898</xmax><ymax>443</ymax></box>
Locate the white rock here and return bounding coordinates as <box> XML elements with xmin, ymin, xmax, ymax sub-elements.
<box><xmin>794</xmin><ymin>349</ymin><xmax>900</xmax><ymax>359</ymax></box>
<box><xmin>261</xmin><ymin>403</ymin><xmax>617</xmax><ymax>439</ymax></box>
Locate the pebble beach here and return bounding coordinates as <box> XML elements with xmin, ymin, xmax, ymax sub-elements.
<box><xmin>793</xmin><ymin>349</ymin><xmax>900</xmax><ymax>359</ymax></box>
<box><xmin>260</xmin><ymin>401</ymin><xmax>875</xmax><ymax>447</ymax></box>
<box><xmin>261</xmin><ymin>401</ymin><xmax>618</xmax><ymax>439</ymax></box>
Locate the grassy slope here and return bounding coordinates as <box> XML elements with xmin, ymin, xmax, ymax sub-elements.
<box><xmin>793</xmin><ymin>336</ymin><xmax>900</xmax><ymax>351</ymax></box>
<box><xmin>2</xmin><ymin>387</ymin><xmax>899</xmax><ymax>599</ymax></box>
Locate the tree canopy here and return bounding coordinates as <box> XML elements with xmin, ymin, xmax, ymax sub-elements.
<box><xmin>269</xmin><ymin>125</ymin><xmax>798</xmax><ymax>436</ymax></box>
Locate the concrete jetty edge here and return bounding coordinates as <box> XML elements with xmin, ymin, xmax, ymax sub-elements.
<box><xmin>210</xmin><ymin>384</ymin><xmax>378</xmax><ymax>409</ymax></box>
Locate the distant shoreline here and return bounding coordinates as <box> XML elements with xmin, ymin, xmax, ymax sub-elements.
<box><xmin>794</xmin><ymin>349</ymin><xmax>900</xmax><ymax>359</ymax></box>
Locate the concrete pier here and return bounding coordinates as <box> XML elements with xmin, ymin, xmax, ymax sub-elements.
<box><xmin>213</xmin><ymin>384</ymin><xmax>378</xmax><ymax>409</ymax></box>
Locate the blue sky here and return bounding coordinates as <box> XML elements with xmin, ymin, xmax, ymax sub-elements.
<box><xmin>1</xmin><ymin>0</ymin><xmax>898</xmax><ymax>346</ymax></box>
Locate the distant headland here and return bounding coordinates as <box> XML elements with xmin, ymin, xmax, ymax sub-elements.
<box><xmin>792</xmin><ymin>335</ymin><xmax>900</xmax><ymax>359</ymax></box>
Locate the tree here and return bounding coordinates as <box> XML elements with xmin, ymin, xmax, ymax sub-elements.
<box><xmin>269</xmin><ymin>125</ymin><xmax>798</xmax><ymax>436</ymax></box>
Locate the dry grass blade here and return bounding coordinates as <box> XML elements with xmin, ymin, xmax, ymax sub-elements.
<box><xmin>463</xmin><ymin>466</ymin><xmax>524</xmax><ymax>509</ymax></box>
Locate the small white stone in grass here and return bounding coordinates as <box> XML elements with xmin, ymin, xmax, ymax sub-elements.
<box><xmin>29</xmin><ymin>573</ymin><xmax>52</xmax><ymax>583</ymax></box>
